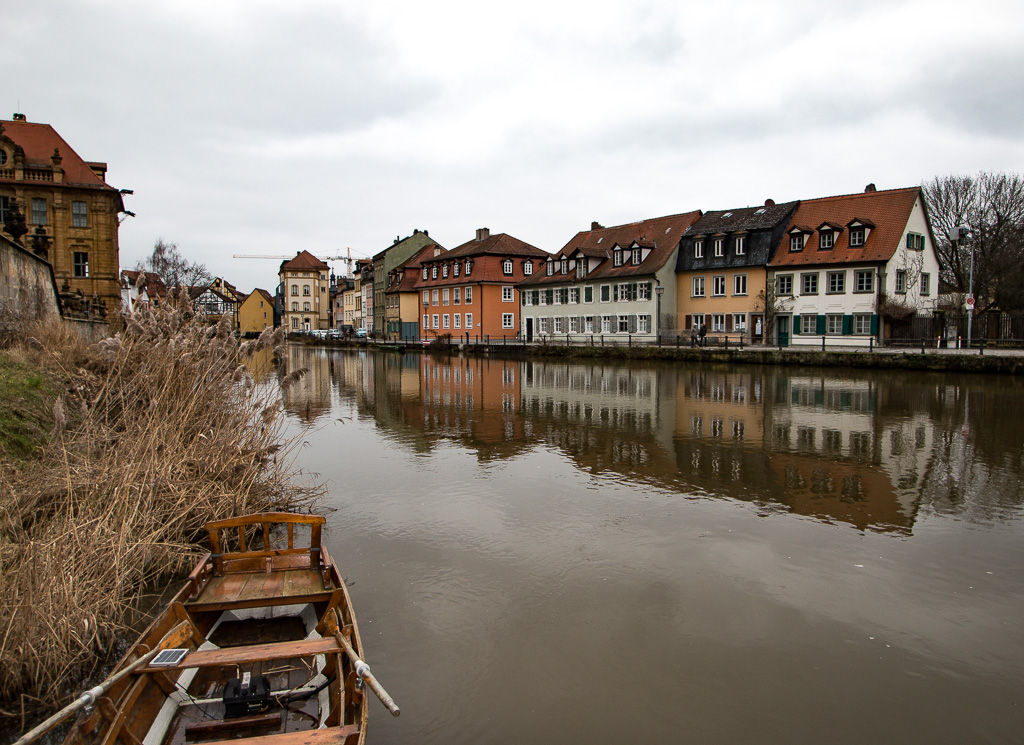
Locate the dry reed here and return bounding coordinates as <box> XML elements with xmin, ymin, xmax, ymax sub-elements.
<box><xmin>0</xmin><ymin>305</ymin><xmax>320</xmax><ymax>722</ymax></box>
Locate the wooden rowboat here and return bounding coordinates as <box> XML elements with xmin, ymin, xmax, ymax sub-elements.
<box><xmin>44</xmin><ymin>513</ymin><xmax>397</xmax><ymax>745</ymax></box>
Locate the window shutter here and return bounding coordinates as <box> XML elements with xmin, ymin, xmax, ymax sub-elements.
<box><xmin>870</xmin><ymin>314</ymin><xmax>879</xmax><ymax>336</ymax></box>
<box><xmin>546</xmin><ymin>289</ymin><xmax>553</xmax><ymax>305</ymax></box>
<box><xmin>628</xmin><ymin>315</ymin><xmax>637</xmax><ymax>334</ymax></box>
<box><xmin>793</xmin><ymin>315</ymin><xmax>801</xmax><ymax>335</ymax></box>
<box><xmin>906</xmin><ymin>234</ymin><xmax>913</xmax><ymax>248</ymax></box>
<box><xmin>631</xmin><ymin>283</ymin><xmax>638</xmax><ymax>300</ymax></box>
<box><xmin>646</xmin><ymin>281</ymin><xmax>653</xmax><ymax>297</ymax></box>
<box><xmin>726</xmin><ymin>314</ymin><xmax>733</xmax><ymax>331</ymax></box>
<box><xmin>842</xmin><ymin>315</ymin><xmax>853</xmax><ymax>335</ymax></box>
<box><xmin>815</xmin><ymin>315</ymin><xmax>826</xmax><ymax>335</ymax></box>
<box><xmin>685</xmin><ymin>315</ymin><xmax>692</xmax><ymax>330</ymax></box>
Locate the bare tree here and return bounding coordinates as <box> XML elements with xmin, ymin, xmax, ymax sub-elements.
<box><xmin>922</xmin><ymin>171</ymin><xmax>1024</xmax><ymax>309</ymax></box>
<box><xmin>754</xmin><ymin>279</ymin><xmax>792</xmax><ymax>344</ymax></box>
<box><xmin>135</xmin><ymin>239</ymin><xmax>212</xmax><ymax>293</ymax></box>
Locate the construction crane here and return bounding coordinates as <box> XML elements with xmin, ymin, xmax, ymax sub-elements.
<box><xmin>233</xmin><ymin>248</ymin><xmax>362</xmax><ymax>276</ymax></box>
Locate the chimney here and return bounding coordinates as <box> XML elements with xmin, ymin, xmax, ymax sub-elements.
<box><xmin>476</xmin><ymin>227</ymin><xmax>490</xmax><ymax>241</ymax></box>
<box><xmin>764</xmin><ymin>198</ymin><xmax>775</xmax><ymax>207</ymax></box>
<box><xmin>591</xmin><ymin>221</ymin><xmax>604</xmax><ymax>230</ymax></box>
<box><xmin>12</xmin><ymin>113</ymin><xmax>26</xmax><ymax>121</ymax></box>
<box><xmin>423</xmin><ymin>229</ymin><xmax>428</xmax><ymax>236</ymax></box>
<box><xmin>865</xmin><ymin>183</ymin><xmax>876</xmax><ymax>193</ymax></box>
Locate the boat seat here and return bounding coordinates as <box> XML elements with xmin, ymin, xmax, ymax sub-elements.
<box><xmin>219</xmin><ymin>725</ymin><xmax>360</xmax><ymax>745</ymax></box>
<box><xmin>185</xmin><ymin>567</ymin><xmax>333</xmax><ymax>612</ymax></box>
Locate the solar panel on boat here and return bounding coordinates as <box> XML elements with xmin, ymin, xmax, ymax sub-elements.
<box><xmin>151</xmin><ymin>649</ymin><xmax>188</xmax><ymax>666</ymax></box>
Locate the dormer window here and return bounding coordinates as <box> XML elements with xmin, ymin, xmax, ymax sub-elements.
<box><xmin>694</xmin><ymin>240</ymin><xmax>704</xmax><ymax>258</ymax></box>
<box><xmin>850</xmin><ymin>228</ymin><xmax>865</xmax><ymax>247</ymax></box>
<box><xmin>503</xmin><ymin>259</ymin><xmax>513</xmax><ymax>275</ymax></box>
<box><xmin>442</xmin><ymin>264</ymin><xmax>449</xmax><ymax>278</ymax></box>
<box><xmin>546</xmin><ymin>259</ymin><xmax>554</xmax><ymax>276</ymax></box>
<box><xmin>560</xmin><ymin>258</ymin><xmax>568</xmax><ymax>274</ymax></box>
<box><xmin>631</xmin><ymin>247</ymin><xmax>641</xmax><ymax>265</ymax></box>
<box><xmin>735</xmin><ymin>236</ymin><xmax>746</xmax><ymax>256</ymax></box>
<box><xmin>613</xmin><ymin>249</ymin><xmax>623</xmax><ymax>267</ymax></box>
<box><xmin>790</xmin><ymin>232</ymin><xmax>805</xmax><ymax>252</ymax></box>
<box><xmin>431</xmin><ymin>265</ymin><xmax>438</xmax><ymax>279</ymax></box>
<box><xmin>523</xmin><ymin>261</ymin><xmax>533</xmax><ymax>275</ymax></box>
<box><xmin>713</xmin><ymin>238</ymin><xmax>724</xmax><ymax>257</ymax></box>
<box><xmin>422</xmin><ymin>267</ymin><xmax>428</xmax><ymax>280</ymax></box>
<box><xmin>847</xmin><ymin>218</ymin><xmax>874</xmax><ymax>248</ymax></box>
<box><xmin>465</xmin><ymin>260</ymin><xmax>473</xmax><ymax>276</ymax></box>
<box><xmin>576</xmin><ymin>259</ymin><xmax>588</xmax><ymax>279</ymax></box>
<box><xmin>454</xmin><ymin>262</ymin><xmax>460</xmax><ymax>276</ymax></box>
<box><xmin>905</xmin><ymin>233</ymin><xmax>925</xmax><ymax>250</ymax></box>
<box><xmin>819</xmin><ymin>231</ymin><xmax>834</xmax><ymax>249</ymax></box>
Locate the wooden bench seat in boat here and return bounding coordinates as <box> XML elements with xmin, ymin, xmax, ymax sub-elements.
<box><xmin>215</xmin><ymin>725</ymin><xmax>360</xmax><ymax>745</ymax></box>
<box><xmin>137</xmin><ymin>637</ymin><xmax>340</xmax><ymax>673</ymax></box>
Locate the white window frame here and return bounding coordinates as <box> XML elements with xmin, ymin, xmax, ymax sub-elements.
<box><xmin>465</xmin><ymin>312</ymin><xmax>473</xmax><ymax>328</ymax></box>
<box><xmin>502</xmin><ymin>285</ymin><xmax>514</xmax><ymax>302</ymax></box>
<box><xmin>712</xmin><ymin>276</ymin><xmax>726</xmax><ymax>297</ymax></box>
<box><xmin>802</xmin><ymin>315</ymin><xmax>817</xmax><ymax>334</ymax></box>
<box><xmin>828</xmin><ymin>271</ymin><xmax>845</xmax><ymax>294</ymax></box>
<box><xmin>432</xmin><ymin>289</ymin><xmax>439</xmax><ymax>306</ymax></box>
<box><xmin>896</xmin><ymin>270</ymin><xmax>907</xmax><ymax>294</ymax></box>
<box><xmin>502</xmin><ymin>313</ymin><xmax>514</xmax><ymax>329</ymax></box>
<box><xmin>503</xmin><ymin>259</ymin><xmax>513</xmax><ymax>275</ymax></box>
<box><xmin>713</xmin><ymin>238</ymin><xmax>724</xmax><ymax>257</ymax></box>
<box><xmin>692</xmin><ymin>276</ymin><xmax>706</xmax><ymax>297</ymax></box>
<box><xmin>820</xmin><ymin>231</ymin><xmax>834</xmax><ymax>249</ymax></box>
<box><xmin>694</xmin><ymin>240</ymin><xmax>704</xmax><ymax>259</ymax></box>
<box><xmin>790</xmin><ymin>234</ymin><xmax>803</xmax><ymax>252</ymax></box>
<box><xmin>443</xmin><ymin>314</ymin><xmax>450</xmax><ymax>329</ymax></box>
<box><xmin>855</xmin><ymin>270</ymin><xmax>873</xmax><ymax>293</ymax></box>
<box><xmin>454</xmin><ymin>314</ymin><xmax>461</xmax><ymax>329</ymax></box>
<box><xmin>454</xmin><ymin>287</ymin><xmax>461</xmax><ymax>304</ymax></box>
<box><xmin>827</xmin><ymin>314</ymin><xmax>843</xmax><ymax>335</ymax></box>
<box><xmin>777</xmin><ymin>275</ymin><xmax>793</xmax><ymax>295</ymax></box>
<box><xmin>432</xmin><ymin>313</ymin><xmax>439</xmax><ymax>328</ymax></box>
<box><xmin>854</xmin><ymin>314</ymin><xmax>872</xmax><ymax>335</ymax></box>
<box><xmin>733</xmin><ymin>274</ymin><xmax>747</xmax><ymax>296</ymax></box>
<box><xmin>802</xmin><ymin>273</ymin><xmax>818</xmax><ymax>295</ymax></box>
<box><xmin>465</xmin><ymin>287</ymin><xmax>473</xmax><ymax>304</ymax></box>
<box><xmin>443</xmin><ymin>288</ymin><xmax>450</xmax><ymax>305</ymax></box>
<box><xmin>712</xmin><ymin>314</ymin><xmax>726</xmax><ymax>332</ymax></box>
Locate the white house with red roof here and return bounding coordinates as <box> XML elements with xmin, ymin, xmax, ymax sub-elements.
<box><xmin>518</xmin><ymin>212</ymin><xmax>700</xmax><ymax>341</ymax></box>
<box><xmin>767</xmin><ymin>185</ymin><xmax>941</xmax><ymax>346</ymax></box>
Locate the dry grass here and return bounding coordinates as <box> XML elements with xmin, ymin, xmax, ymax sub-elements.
<box><xmin>0</xmin><ymin>304</ymin><xmax>320</xmax><ymax>721</ymax></box>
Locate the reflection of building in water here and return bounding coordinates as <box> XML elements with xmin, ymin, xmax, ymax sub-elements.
<box><xmin>283</xmin><ymin>344</ymin><xmax>332</xmax><ymax>422</ymax></box>
<box><xmin>519</xmin><ymin>361</ymin><xmax>678</xmax><ymax>479</ymax></box>
<box><xmin>243</xmin><ymin>345</ymin><xmax>278</xmax><ymax>383</ymax></box>
<box><xmin>674</xmin><ymin>369</ymin><xmax>766</xmax><ymax>448</ymax></box>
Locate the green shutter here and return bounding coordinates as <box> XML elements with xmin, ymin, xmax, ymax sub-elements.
<box><xmin>546</xmin><ymin>289</ymin><xmax>553</xmax><ymax>305</ymax></box>
<box><xmin>793</xmin><ymin>315</ymin><xmax>801</xmax><ymax>334</ymax></box>
<box><xmin>870</xmin><ymin>314</ymin><xmax>879</xmax><ymax>336</ymax></box>
<box><xmin>842</xmin><ymin>315</ymin><xmax>853</xmax><ymax>335</ymax></box>
<box><xmin>815</xmin><ymin>315</ymin><xmax>826</xmax><ymax>335</ymax></box>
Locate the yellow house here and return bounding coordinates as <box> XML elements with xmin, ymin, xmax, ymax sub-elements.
<box><xmin>239</xmin><ymin>288</ymin><xmax>275</xmax><ymax>336</ymax></box>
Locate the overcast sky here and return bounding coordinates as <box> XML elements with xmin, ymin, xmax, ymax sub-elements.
<box><xmin>6</xmin><ymin>0</ymin><xmax>1024</xmax><ymax>292</ymax></box>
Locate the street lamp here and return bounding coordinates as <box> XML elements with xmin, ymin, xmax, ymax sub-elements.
<box><xmin>948</xmin><ymin>226</ymin><xmax>973</xmax><ymax>347</ymax></box>
<box><xmin>655</xmin><ymin>283</ymin><xmax>665</xmax><ymax>346</ymax></box>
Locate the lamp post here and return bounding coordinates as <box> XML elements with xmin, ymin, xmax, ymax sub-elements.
<box><xmin>655</xmin><ymin>283</ymin><xmax>665</xmax><ymax>346</ymax></box>
<box><xmin>949</xmin><ymin>226</ymin><xmax>973</xmax><ymax>347</ymax></box>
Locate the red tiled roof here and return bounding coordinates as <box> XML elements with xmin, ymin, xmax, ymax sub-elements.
<box><xmin>771</xmin><ymin>187</ymin><xmax>921</xmax><ymax>267</ymax></box>
<box><xmin>520</xmin><ymin>211</ymin><xmax>701</xmax><ymax>286</ymax></box>
<box><xmin>0</xmin><ymin>119</ymin><xmax>114</xmax><ymax>190</ymax></box>
<box><xmin>388</xmin><ymin>243</ymin><xmax>447</xmax><ymax>293</ymax></box>
<box><xmin>441</xmin><ymin>232</ymin><xmax>548</xmax><ymax>260</ymax></box>
<box><xmin>279</xmin><ymin>250</ymin><xmax>329</xmax><ymax>272</ymax></box>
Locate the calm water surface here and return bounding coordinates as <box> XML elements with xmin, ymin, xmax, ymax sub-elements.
<box><xmin>276</xmin><ymin>345</ymin><xmax>1024</xmax><ymax>745</ymax></box>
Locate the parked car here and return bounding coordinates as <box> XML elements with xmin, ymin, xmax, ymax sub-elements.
<box><xmin>355</xmin><ymin>327</ymin><xmax>367</xmax><ymax>338</ymax></box>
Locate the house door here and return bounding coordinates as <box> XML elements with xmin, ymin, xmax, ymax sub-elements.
<box><xmin>526</xmin><ymin>317</ymin><xmax>533</xmax><ymax>342</ymax></box>
<box><xmin>752</xmin><ymin>314</ymin><xmax>764</xmax><ymax>343</ymax></box>
<box><xmin>776</xmin><ymin>316</ymin><xmax>789</xmax><ymax>347</ymax></box>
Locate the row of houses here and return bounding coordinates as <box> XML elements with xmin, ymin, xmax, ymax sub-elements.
<box><xmin>298</xmin><ymin>184</ymin><xmax>940</xmax><ymax>347</ymax></box>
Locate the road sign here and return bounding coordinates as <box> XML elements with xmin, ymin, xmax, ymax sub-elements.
<box><xmin>966</xmin><ymin>296</ymin><xmax>975</xmax><ymax>309</ymax></box>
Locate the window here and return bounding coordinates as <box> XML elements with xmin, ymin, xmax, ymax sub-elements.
<box><xmin>465</xmin><ymin>260</ymin><xmax>473</xmax><ymax>275</ymax></box>
<box><xmin>443</xmin><ymin>314</ymin><xmax>450</xmax><ymax>329</ymax></box>
<box><xmin>712</xmin><ymin>276</ymin><xmax>726</xmax><ymax>296</ymax></box>
<box><xmin>618</xmin><ymin>315</ymin><xmax>629</xmax><ymax>333</ymax></box>
<box><xmin>303</xmin><ymin>302</ymin><xmax>310</xmax><ymax>311</ymax></box>
<box><xmin>570</xmin><ymin>317</ymin><xmax>580</xmax><ymax>333</ymax></box>
<box><xmin>31</xmin><ymin>198</ymin><xmax>47</xmax><ymax>225</ymax></box>
<box><xmin>577</xmin><ymin>260</ymin><xmax>588</xmax><ymax>279</ymax></box>
<box><xmin>906</xmin><ymin>233</ymin><xmax>925</xmax><ymax>250</ymax></box>
<box><xmin>72</xmin><ymin>201</ymin><xmax>88</xmax><ymax>228</ymax></box>
<box><xmin>443</xmin><ymin>288</ymin><xmax>450</xmax><ymax>305</ymax></box>
<box><xmin>454</xmin><ymin>288</ymin><xmax>461</xmax><ymax>304</ymax></box>
<box><xmin>464</xmin><ymin>287</ymin><xmax>473</xmax><ymax>304</ymax></box>
<box><xmin>303</xmin><ymin>286</ymin><xmax>310</xmax><ymax>296</ymax></box>
<box><xmin>827</xmin><ymin>315</ymin><xmax>843</xmax><ymax>334</ymax></box>
<box><xmin>422</xmin><ymin>290</ymin><xmax>429</xmax><ymax>305</ymax></box>
<box><xmin>733</xmin><ymin>274</ymin><xmax>747</xmax><ymax>296</ymax></box>
<box><xmin>454</xmin><ymin>262</ymin><xmax>460</xmax><ymax>277</ymax></box>
<box><xmin>777</xmin><ymin>275</ymin><xmax>793</xmax><ymax>295</ymax></box>
<box><xmin>292</xmin><ymin>302</ymin><xmax>298</xmax><ymax>311</ymax></box>
<box><xmin>802</xmin><ymin>273</ymin><xmax>818</xmax><ymax>295</ymax></box>
<box><xmin>790</xmin><ymin>234</ymin><xmax>804</xmax><ymax>252</ymax></box>
<box><xmin>432</xmin><ymin>265</ymin><xmax>438</xmax><ymax>279</ymax></box>
<box><xmin>422</xmin><ymin>267</ymin><xmax>428</xmax><ymax>280</ymax></box>
<box><xmin>712</xmin><ymin>314</ymin><xmax>726</xmax><ymax>332</ymax></box>
<box><xmin>561</xmin><ymin>258</ymin><xmax>568</xmax><ymax>274</ymax></box>
<box><xmin>524</xmin><ymin>261</ymin><xmax>533</xmax><ymax>275</ymax></box>
<box><xmin>692</xmin><ymin>277</ymin><xmax>706</xmax><ymax>297</ymax></box>
<box><xmin>802</xmin><ymin>315</ymin><xmax>817</xmax><ymax>334</ymax></box>
<box><xmin>585</xmin><ymin>316</ymin><xmax>594</xmax><ymax>332</ymax></box>
<box><xmin>432</xmin><ymin>314</ymin><xmax>439</xmax><ymax>328</ymax></box>
<box><xmin>601</xmin><ymin>285</ymin><xmax>611</xmax><ymax>302</ymax></box>
<box><xmin>637</xmin><ymin>315</ymin><xmax>649</xmax><ymax>333</ymax></box>
<box><xmin>613</xmin><ymin>250</ymin><xmax>623</xmax><ymax>267</ymax></box>
<box><xmin>601</xmin><ymin>315</ymin><xmax>612</xmax><ymax>333</ymax></box>
<box><xmin>921</xmin><ymin>272</ymin><xmax>931</xmax><ymax>296</ymax></box>
<box><xmin>691</xmin><ymin>313</ymin><xmax>705</xmax><ymax>330</ymax></box>
<box><xmin>617</xmin><ymin>284</ymin><xmax>630</xmax><ymax>302</ymax></box>
<box><xmin>733</xmin><ymin>313</ymin><xmax>747</xmax><ymax>331</ymax></box>
<box><xmin>466</xmin><ymin>312</ymin><xmax>473</xmax><ymax>328</ymax></box>
<box><xmin>827</xmin><ymin>272</ymin><xmax>845</xmax><ymax>294</ymax></box>
<box><xmin>454</xmin><ymin>314</ymin><xmax>461</xmax><ymax>329</ymax></box>
<box><xmin>502</xmin><ymin>286</ymin><xmax>514</xmax><ymax>302</ymax></box>
<box><xmin>503</xmin><ymin>259</ymin><xmax>513</xmax><ymax>275</ymax></box>
<box><xmin>291</xmin><ymin>317</ymin><xmax>299</xmax><ymax>328</ymax></box>
<box><xmin>735</xmin><ymin>236</ymin><xmax>745</xmax><ymax>255</ymax></box>
<box><xmin>714</xmin><ymin>238</ymin><xmax>724</xmax><ymax>257</ymax></box>
<box><xmin>570</xmin><ymin>287</ymin><xmax>580</xmax><ymax>304</ymax></box>
<box><xmin>632</xmin><ymin>247</ymin><xmax>641</xmax><ymax>265</ymax></box>
<box><xmin>432</xmin><ymin>289</ymin><xmax>439</xmax><ymax>306</ymax></box>
<box><xmin>291</xmin><ymin>285</ymin><xmax>299</xmax><ymax>296</ymax></box>
<box><xmin>694</xmin><ymin>240</ymin><xmax>704</xmax><ymax>258</ymax></box>
<box><xmin>584</xmin><ymin>286</ymin><xmax>593</xmax><ymax>303</ymax></box>
<box><xmin>546</xmin><ymin>260</ymin><xmax>554</xmax><ymax>276</ymax></box>
<box><xmin>855</xmin><ymin>270</ymin><xmax>874</xmax><ymax>292</ymax></box>
<box><xmin>854</xmin><ymin>314</ymin><xmax>872</xmax><ymax>335</ymax></box>
<box><xmin>850</xmin><ymin>228</ymin><xmax>865</xmax><ymax>247</ymax></box>
<box><xmin>502</xmin><ymin>313</ymin><xmax>514</xmax><ymax>329</ymax></box>
<box><xmin>819</xmin><ymin>231</ymin><xmax>834</xmax><ymax>249</ymax></box>
<box><xmin>896</xmin><ymin>270</ymin><xmax>907</xmax><ymax>294</ymax></box>
<box><xmin>637</xmin><ymin>283</ymin><xmax>649</xmax><ymax>301</ymax></box>
<box><xmin>423</xmin><ymin>314</ymin><xmax>428</xmax><ymax>328</ymax></box>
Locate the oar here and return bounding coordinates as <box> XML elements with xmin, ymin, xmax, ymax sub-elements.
<box><xmin>13</xmin><ymin>647</ymin><xmax>162</xmax><ymax>745</ymax></box>
<box><xmin>333</xmin><ymin>631</ymin><xmax>400</xmax><ymax>717</ymax></box>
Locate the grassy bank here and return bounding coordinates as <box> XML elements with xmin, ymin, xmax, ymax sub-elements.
<box><xmin>0</xmin><ymin>308</ymin><xmax>319</xmax><ymax>724</ymax></box>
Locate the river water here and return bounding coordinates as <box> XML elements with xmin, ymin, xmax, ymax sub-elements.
<box><xmin>276</xmin><ymin>345</ymin><xmax>1024</xmax><ymax>745</ymax></box>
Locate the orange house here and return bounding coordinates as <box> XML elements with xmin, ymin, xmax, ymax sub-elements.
<box><xmin>416</xmin><ymin>228</ymin><xmax>548</xmax><ymax>341</ymax></box>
